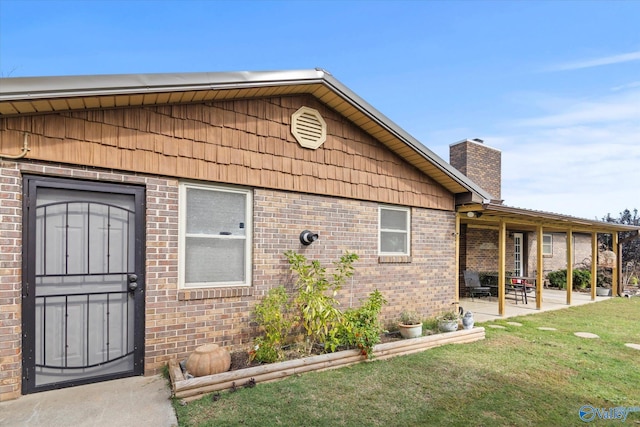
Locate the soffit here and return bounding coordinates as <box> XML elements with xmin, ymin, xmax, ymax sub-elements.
<box><xmin>0</xmin><ymin>70</ymin><xmax>489</xmax><ymax>199</ymax></box>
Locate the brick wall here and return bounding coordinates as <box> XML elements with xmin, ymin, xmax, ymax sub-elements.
<box><xmin>0</xmin><ymin>162</ymin><xmax>22</xmax><ymax>401</ymax></box>
<box><xmin>526</xmin><ymin>232</ymin><xmax>593</xmax><ymax>276</ymax></box>
<box><xmin>463</xmin><ymin>228</ymin><xmax>517</xmax><ymax>273</ymax></box>
<box><xmin>450</xmin><ymin>139</ymin><xmax>501</xmax><ymax>201</ymax></box>
<box><xmin>460</xmin><ymin>227</ymin><xmax>517</xmax><ymax>296</ymax></box>
<box><xmin>145</xmin><ymin>187</ymin><xmax>458</xmax><ymax>374</ymax></box>
<box><xmin>0</xmin><ymin>160</ymin><xmax>457</xmax><ymax>400</ymax></box>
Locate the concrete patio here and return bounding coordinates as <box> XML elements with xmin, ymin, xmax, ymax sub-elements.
<box><xmin>459</xmin><ymin>288</ymin><xmax>612</xmax><ymax>323</ymax></box>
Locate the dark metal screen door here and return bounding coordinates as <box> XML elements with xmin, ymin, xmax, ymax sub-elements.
<box><xmin>22</xmin><ymin>176</ymin><xmax>145</xmax><ymax>394</ymax></box>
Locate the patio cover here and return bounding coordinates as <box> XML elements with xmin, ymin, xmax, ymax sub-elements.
<box><xmin>456</xmin><ymin>202</ymin><xmax>640</xmax><ymax>315</ymax></box>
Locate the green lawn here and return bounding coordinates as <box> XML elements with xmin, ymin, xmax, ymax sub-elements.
<box><xmin>173</xmin><ymin>298</ymin><xmax>640</xmax><ymax>426</ymax></box>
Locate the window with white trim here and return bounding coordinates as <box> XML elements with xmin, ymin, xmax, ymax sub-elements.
<box><xmin>179</xmin><ymin>183</ymin><xmax>252</xmax><ymax>288</ymax></box>
<box><xmin>542</xmin><ymin>234</ymin><xmax>553</xmax><ymax>256</ymax></box>
<box><xmin>379</xmin><ymin>206</ymin><xmax>410</xmax><ymax>256</ymax></box>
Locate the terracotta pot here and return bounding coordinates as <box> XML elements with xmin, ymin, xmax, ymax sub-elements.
<box><xmin>186</xmin><ymin>344</ymin><xmax>231</xmax><ymax>377</ymax></box>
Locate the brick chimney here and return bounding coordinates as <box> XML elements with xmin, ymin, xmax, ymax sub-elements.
<box><xmin>450</xmin><ymin>138</ymin><xmax>502</xmax><ymax>202</ymax></box>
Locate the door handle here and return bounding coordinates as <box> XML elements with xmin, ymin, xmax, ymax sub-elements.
<box><xmin>128</xmin><ymin>274</ymin><xmax>138</xmax><ymax>292</ymax></box>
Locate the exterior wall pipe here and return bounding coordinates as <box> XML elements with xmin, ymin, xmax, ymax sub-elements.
<box><xmin>0</xmin><ymin>132</ymin><xmax>30</xmax><ymax>160</ymax></box>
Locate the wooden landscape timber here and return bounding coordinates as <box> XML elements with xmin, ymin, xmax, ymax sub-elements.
<box><xmin>169</xmin><ymin>327</ymin><xmax>485</xmax><ymax>402</ymax></box>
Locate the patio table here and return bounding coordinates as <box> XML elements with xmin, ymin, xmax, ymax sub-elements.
<box><xmin>511</xmin><ymin>277</ymin><xmax>537</xmax><ymax>304</ymax></box>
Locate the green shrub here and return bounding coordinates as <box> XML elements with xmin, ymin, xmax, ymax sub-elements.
<box><xmin>547</xmin><ymin>270</ymin><xmax>567</xmax><ymax>288</ymax></box>
<box><xmin>573</xmin><ymin>269</ymin><xmax>591</xmax><ymax>289</ymax></box>
<box><xmin>250</xmin><ymin>337</ymin><xmax>280</xmax><ymax>363</ymax></box>
<box><xmin>250</xmin><ymin>286</ymin><xmax>297</xmax><ymax>363</ymax></box>
<box><xmin>252</xmin><ymin>251</ymin><xmax>387</xmax><ymax>360</ymax></box>
<box><xmin>597</xmin><ymin>269</ymin><xmax>611</xmax><ymax>287</ymax></box>
<box><xmin>285</xmin><ymin>250</ymin><xmax>358</xmax><ymax>354</ymax></box>
<box><xmin>547</xmin><ymin>269</ymin><xmax>592</xmax><ymax>290</ymax></box>
<box><xmin>338</xmin><ymin>290</ymin><xmax>387</xmax><ymax>358</ymax></box>
<box><xmin>422</xmin><ymin>317</ymin><xmax>439</xmax><ymax>333</ymax></box>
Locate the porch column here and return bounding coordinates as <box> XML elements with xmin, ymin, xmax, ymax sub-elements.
<box><xmin>498</xmin><ymin>220</ymin><xmax>506</xmax><ymax>316</ymax></box>
<box><xmin>455</xmin><ymin>214</ymin><xmax>461</xmax><ymax>305</ymax></box>
<box><xmin>536</xmin><ymin>224</ymin><xmax>543</xmax><ymax>309</ymax></box>
<box><xmin>591</xmin><ymin>233</ymin><xmax>598</xmax><ymax>300</ymax></box>
<box><xmin>612</xmin><ymin>232</ymin><xmax>619</xmax><ymax>296</ymax></box>
<box><xmin>566</xmin><ymin>228</ymin><xmax>573</xmax><ymax>305</ymax></box>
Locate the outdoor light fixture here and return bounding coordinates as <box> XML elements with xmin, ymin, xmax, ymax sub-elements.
<box><xmin>300</xmin><ymin>230</ymin><xmax>319</xmax><ymax>245</ymax></box>
<box><xmin>466</xmin><ymin>211</ymin><xmax>482</xmax><ymax>218</ymax></box>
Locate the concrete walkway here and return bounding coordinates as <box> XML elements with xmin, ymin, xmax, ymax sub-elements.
<box><xmin>0</xmin><ymin>375</ymin><xmax>177</xmax><ymax>427</ymax></box>
<box><xmin>459</xmin><ymin>288</ymin><xmax>612</xmax><ymax>323</ymax></box>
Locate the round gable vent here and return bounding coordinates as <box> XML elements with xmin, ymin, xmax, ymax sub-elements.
<box><xmin>291</xmin><ymin>106</ymin><xmax>327</xmax><ymax>150</ymax></box>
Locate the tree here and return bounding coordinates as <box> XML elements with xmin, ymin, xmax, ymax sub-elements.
<box><xmin>601</xmin><ymin>209</ymin><xmax>640</xmax><ymax>289</ymax></box>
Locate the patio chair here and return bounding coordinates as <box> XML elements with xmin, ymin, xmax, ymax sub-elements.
<box><xmin>463</xmin><ymin>270</ymin><xmax>491</xmax><ymax>301</ymax></box>
<box><xmin>508</xmin><ymin>278</ymin><xmax>528</xmax><ymax>304</ymax></box>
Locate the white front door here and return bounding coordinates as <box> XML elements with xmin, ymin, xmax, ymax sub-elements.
<box><xmin>513</xmin><ymin>233</ymin><xmax>523</xmax><ymax>276</ymax></box>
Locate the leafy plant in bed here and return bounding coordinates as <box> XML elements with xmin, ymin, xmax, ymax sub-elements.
<box><xmin>250</xmin><ymin>251</ymin><xmax>387</xmax><ymax>363</ymax></box>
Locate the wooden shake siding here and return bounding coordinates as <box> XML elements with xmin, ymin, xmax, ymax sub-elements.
<box><xmin>0</xmin><ymin>95</ymin><xmax>454</xmax><ymax>210</ymax></box>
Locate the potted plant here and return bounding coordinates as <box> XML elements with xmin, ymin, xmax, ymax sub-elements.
<box><xmin>398</xmin><ymin>311</ymin><xmax>423</xmax><ymax>339</ymax></box>
<box><xmin>595</xmin><ymin>268</ymin><xmax>612</xmax><ymax>296</ymax></box>
<box><xmin>438</xmin><ymin>311</ymin><xmax>459</xmax><ymax>332</ymax></box>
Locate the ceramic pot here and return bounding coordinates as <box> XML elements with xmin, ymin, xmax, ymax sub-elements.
<box><xmin>462</xmin><ymin>311</ymin><xmax>474</xmax><ymax>330</ymax></box>
<box><xmin>398</xmin><ymin>323</ymin><xmax>423</xmax><ymax>339</ymax></box>
<box><xmin>438</xmin><ymin>320</ymin><xmax>459</xmax><ymax>333</ymax></box>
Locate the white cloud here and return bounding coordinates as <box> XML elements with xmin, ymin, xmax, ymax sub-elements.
<box><xmin>511</xmin><ymin>91</ymin><xmax>640</xmax><ymax>127</ymax></box>
<box><xmin>545</xmin><ymin>50</ymin><xmax>640</xmax><ymax>72</ymax></box>
<box><xmin>611</xmin><ymin>81</ymin><xmax>640</xmax><ymax>92</ymax></box>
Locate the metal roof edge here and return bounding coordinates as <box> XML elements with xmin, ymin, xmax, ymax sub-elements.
<box><xmin>481</xmin><ymin>202</ymin><xmax>640</xmax><ymax>232</ymax></box>
<box><xmin>0</xmin><ymin>68</ymin><xmax>489</xmax><ymax>199</ymax></box>
<box><xmin>0</xmin><ymin>69</ymin><xmax>328</xmax><ymax>100</ymax></box>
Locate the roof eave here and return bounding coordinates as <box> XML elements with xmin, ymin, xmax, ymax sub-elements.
<box><xmin>0</xmin><ymin>69</ymin><xmax>328</xmax><ymax>101</ymax></box>
<box><xmin>479</xmin><ymin>202</ymin><xmax>640</xmax><ymax>232</ymax></box>
<box><xmin>0</xmin><ymin>69</ymin><xmax>488</xmax><ymax>199</ymax></box>
<box><xmin>319</xmin><ymin>73</ymin><xmax>491</xmax><ymax>200</ymax></box>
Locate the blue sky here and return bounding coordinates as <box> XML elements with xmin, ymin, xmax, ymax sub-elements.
<box><xmin>1</xmin><ymin>0</ymin><xmax>638</xmax><ymax>219</ymax></box>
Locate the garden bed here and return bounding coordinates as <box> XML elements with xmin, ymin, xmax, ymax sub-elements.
<box><xmin>168</xmin><ymin>326</ymin><xmax>485</xmax><ymax>402</ymax></box>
